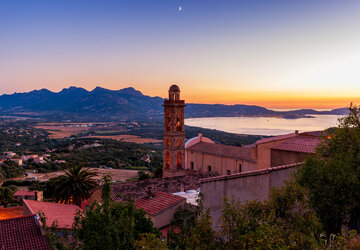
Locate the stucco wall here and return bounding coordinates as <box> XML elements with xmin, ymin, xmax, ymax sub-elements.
<box><xmin>255</xmin><ymin>138</ymin><xmax>295</xmax><ymax>170</ymax></box>
<box><xmin>153</xmin><ymin>200</ymin><xmax>186</xmax><ymax>228</ymax></box>
<box><xmin>185</xmin><ymin>150</ymin><xmax>255</xmax><ymax>175</ymax></box>
<box><xmin>271</xmin><ymin>149</ymin><xmax>309</xmax><ymax>167</ymax></box>
<box><xmin>23</xmin><ymin>202</ymin><xmax>32</xmax><ymax>216</ymax></box>
<box><xmin>200</xmin><ymin>164</ymin><xmax>299</xmax><ymax>229</ymax></box>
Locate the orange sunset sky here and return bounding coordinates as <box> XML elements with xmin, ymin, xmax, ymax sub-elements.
<box><xmin>1</xmin><ymin>0</ymin><xmax>359</xmax><ymax>109</ymax></box>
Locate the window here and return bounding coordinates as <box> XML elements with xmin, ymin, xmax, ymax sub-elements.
<box><xmin>165</xmin><ymin>151</ymin><xmax>170</xmax><ymax>169</ymax></box>
<box><xmin>208</xmin><ymin>165</ymin><xmax>212</xmax><ymax>172</ymax></box>
<box><xmin>227</xmin><ymin>170</ymin><xmax>231</xmax><ymax>175</ymax></box>
<box><xmin>166</xmin><ymin>113</ymin><xmax>171</xmax><ymax>131</ymax></box>
<box><xmin>176</xmin><ymin>113</ymin><xmax>182</xmax><ymax>131</ymax></box>
<box><xmin>191</xmin><ymin>161</ymin><xmax>194</xmax><ymax>169</ymax></box>
<box><xmin>239</xmin><ymin>163</ymin><xmax>242</xmax><ymax>173</ymax></box>
<box><xmin>177</xmin><ymin>139</ymin><xmax>182</xmax><ymax>147</ymax></box>
<box><xmin>177</xmin><ymin>152</ymin><xmax>182</xmax><ymax>169</ymax></box>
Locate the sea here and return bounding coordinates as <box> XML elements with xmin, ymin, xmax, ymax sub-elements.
<box><xmin>185</xmin><ymin>113</ymin><xmax>341</xmax><ymax>136</ymax></box>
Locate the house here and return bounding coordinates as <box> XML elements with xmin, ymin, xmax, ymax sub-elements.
<box><xmin>21</xmin><ymin>154</ymin><xmax>38</xmax><ymax>162</ymax></box>
<box><xmin>140</xmin><ymin>155</ymin><xmax>151</xmax><ymax>163</ymax></box>
<box><xmin>86</xmin><ymin>172</ymin><xmax>219</xmax><ymax>231</ymax></box>
<box><xmin>23</xmin><ymin>200</ymin><xmax>82</xmax><ymax>230</ymax></box>
<box><xmin>186</xmin><ymin>133</ymin><xmax>256</xmax><ymax>175</ymax></box>
<box><xmin>0</xmin><ymin>215</ymin><xmax>50</xmax><ymax>249</ymax></box>
<box><xmin>270</xmin><ymin>135</ymin><xmax>321</xmax><ymax>167</ymax></box>
<box><xmin>9</xmin><ymin>158</ymin><xmax>23</xmax><ymax>166</ymax></box>
<box><xmin>2</xmin><ymin>151</ymin><xmax>16</xmax><ymax>159</ymax></box>
<box><xmin>135</xmin><ymin>191</ymin><xmax>186</xmax><ymax>228</ymax></box>
<box><xmin>14</xmin><ymin>190</ymin><xmax>43</xmax><ymax>201</ymax></box>
<box><xmin>185</xmin><ymin>131</ymin><xmax>323</xmax><ymax>174</ymax></box>
<box><xmin>34</xmin><ymin>156</ymin><xmax>45</xmax><ymax>164</ymax></box>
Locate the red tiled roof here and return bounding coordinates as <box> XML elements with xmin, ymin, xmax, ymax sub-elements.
<box><xmin>14</xmin><ymin>190</ymin><xmax>36</xmax><ymax>196</ymax></box>
<box><xmin>0</xmin><ymin>215</ymin><xmax>49</xmax><ymax>249</ymax></box>
<box><xmin>271</xmin><ymin>136</ymin><xmax>320</xmax><ymax>153</ymax></box>
<box><xmin>111</xmin><ymin>172</ymin><xmax>219</xmax><ymax>203</ymax></box>
<box><xmin>135</xmin><ymin>192</ymin><xmax>185</xmax><ymax>216</ymax></box>
<box><xmin>23</xmin><ymin>200</ymin><xmax>82</xmax><ymax>229</ymax></box>
<box><xmin>187</xmin><ymin>142</ymin><xmax>254</xmax><ymax>162</ymax></box>
<box><xmin>254</xmin><ymin>133</ymin><xmax>295</xmax><ymax>145</ymax></box>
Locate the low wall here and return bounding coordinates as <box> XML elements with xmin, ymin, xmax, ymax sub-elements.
<box><xmin>200</xmin><ymin>163</ymin><xmax>301</xmax><ymax>229</ymax></box>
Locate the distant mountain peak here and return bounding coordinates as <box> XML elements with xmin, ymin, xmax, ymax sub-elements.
<box><xmin>60</xmin><ymin>86</ymin><xmax>88</xmax><ymax>92</ymax></box>
<box><xmin>91</xmin><ymin>86</ymin><xmax>111</xmax><ymax>93</ymax></box>
<box><xmin>117</xmin><ymin>87</ymin><xmax>143</xmax><ymax>96</ymax></box>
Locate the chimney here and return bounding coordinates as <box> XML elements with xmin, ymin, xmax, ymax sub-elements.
<box><xmin>198</xmin><ymin>133</ymin><xmax>203</xmax><ymax>142</ymax></box>
<box><xmin>295</xmin><ymin>130</ymin><xmax>299</xmax><ymax>136</ymax></box>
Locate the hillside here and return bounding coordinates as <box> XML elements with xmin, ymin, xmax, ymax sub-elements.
<box><xmin>0</xmin><ymin>86</ymin><xmax>349</xmax><ymax>121</ymax></box>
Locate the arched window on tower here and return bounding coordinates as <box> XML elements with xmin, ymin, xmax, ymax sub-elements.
<box><xmin>166</xmin><ymin>139</ymin><xmax>170</xmax><ymax>148</ymax></box>
<box><xmin>166</xmin><ymin>112</ymin><xmax>171</xmax><ymax>131</ymax></box>
<box><xmin>177</xmin><ymin>139</ymin><xmax>182</xmax><ymax>148</ymax></box>
<box><xmin>165</xmin><ymin>151</ymin><xmax>170</xmax><ymax>169</ymax></box>
<box><xmin>177</xmin><ymin>151</ymin><xmax>182</xmax><ymax>169</ymax></box>
<box><xmin>176</xmin><ymin>113</ymin><xmax>182</xmax><ymax>131</ymax></box>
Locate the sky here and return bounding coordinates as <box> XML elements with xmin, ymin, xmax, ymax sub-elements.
<box><xmin>0</xmin><ymin>0</ymin><xmax>359</xmax><ymax>108</ymax></box>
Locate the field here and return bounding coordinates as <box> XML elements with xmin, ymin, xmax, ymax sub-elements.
<box><xmin>35</xmin><ymin>123</ymin><xmax>162</xmax><ymax>143</ymax></box>
<box><xmin>21</xmin><ymin>168</ymin><xmax>139</xmax><ymax>182</ymax></box>
<box><xmin>35</xmin><ymin>123</ymin><xmax>89</xmax><ymax>138</ymax></box>
<box><xmin>84</xmin><ymin>134</ymin><xmax>162</xmax><ymax>144</ymax></box>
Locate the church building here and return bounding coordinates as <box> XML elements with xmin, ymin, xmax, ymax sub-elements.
<box><xmin>162</xmin><ymin>85</ymin><xmax>322</xmax><ymax>177</ymax></box>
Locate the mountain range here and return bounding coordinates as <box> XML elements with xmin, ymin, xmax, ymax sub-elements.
<box><xmin>0</xmin><ymin>86</ymin><xmax>349</xmax><ymax>121</ymax></box>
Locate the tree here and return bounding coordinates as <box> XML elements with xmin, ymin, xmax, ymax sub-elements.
<box><xmin>70</xmin><ymin>176</ymin><xmax>160</xmax><ymax>250</ymax></box>
<box><xmin>296</xmin><ymin>104</ymin><xmax>360</xmax><ymax>234</ymax></box>
<box><xmin>0</xmin><ymin>187</ymin><xmax>15</xmax><ymax>207</ymax></box>
<box><xmin>50</xmin><ymin>164</ymin><xmax>98</xmax><ymax>206</ymax></box>
<box><xmin>219</xmin><ymin>182</ymin><xmax>321</xmax><ymax>249</ymax></box>
<box><xmin>167</xmin><ymin>194</ymin><xmax>218</xmax><ymax>249</ymax></box>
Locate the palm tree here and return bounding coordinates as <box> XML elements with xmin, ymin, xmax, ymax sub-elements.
<box><xmin>51</xmin><ymin>164</ymin><xmax>98</xmax><ymax>206</ymax></box>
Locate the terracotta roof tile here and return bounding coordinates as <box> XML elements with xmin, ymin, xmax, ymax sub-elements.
<box><xmin>135</xmin><ymin>192</ymin><xmax>185</xmax><ymax>216</ymax></box>
<box><xmin>254</xmin><ymin>133</ymin><xmax>295</xmax><ymax>145</ymax></box>
<box><xmin>111</xmin><ymin>172</ymin><xmax>219</xmax><ymax>202</ymax></box>
<box><xmin>271</xmin><ymin>136</ymin><xmax>320</xmax><ymax>153</ymax></box>
<box><xmin>0</xmin><ymin>215</ymin><xmax>49</xmax><ymax>249</ymax></box>
<box><xmin>23</xmin><ymin>200</ymin><xmax>82</xmax><ymax>229</ymax></box>
<box><xmin>187</xmin><ymin>142</ymin><xmax>253</xmax><ymax>161</ymax></box>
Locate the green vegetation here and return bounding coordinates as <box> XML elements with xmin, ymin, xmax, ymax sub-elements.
<box><xmin>0</xmin><ymin>187</ymin><xmax>15</xmax><ymax>207</ymax></box>
<box><xmin>0</xmin><ymin>160</ymin><xmax>24</xmax><ymax>182</ymax></box>
<box><xmin>165</xmin><ymin>182</ymin><xmax>321</xmax><ymax>249</ymax></box>
<box><xmin>41</xmin><ymin>176</ymin><xmax>160</xmax><ymax>249</ymax></box>
<box><xmin>297</xmin><ymin>104</ymin><xmax>360</xmax><ymax>234</ymax></box>
<box><xmin>49</xmin><ymin>165</ymin><xmax>98</xmax><ymax>206</ymax></box>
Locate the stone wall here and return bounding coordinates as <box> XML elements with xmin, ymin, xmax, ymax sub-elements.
<box><xmin>200</xmin><ymin>163</ymin><xmax>300</xmax><ymax>229</ymax></box>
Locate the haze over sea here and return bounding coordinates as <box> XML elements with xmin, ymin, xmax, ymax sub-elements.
<box><xmin>185</xmin><ymin>114</ymin><xmax>340</xmax><ymax>136</ymax></box>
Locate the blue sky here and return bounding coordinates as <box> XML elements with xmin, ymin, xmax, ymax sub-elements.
<box><xmin>1</xmin><ymin>0</ymin><xmax>359</xmax><ymax>108</ymax></box>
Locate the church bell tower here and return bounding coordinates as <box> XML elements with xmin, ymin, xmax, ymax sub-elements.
<box><xmin>163</xmin><ymin>85</ymin><xmax>186</xmax><ymax>178</ymax></box>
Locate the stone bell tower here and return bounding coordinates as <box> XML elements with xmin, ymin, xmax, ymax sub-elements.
<box><xmin>163</xmin><ymin>85</ymin><xmax>186</xmax><ymax>178</ymax></box>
